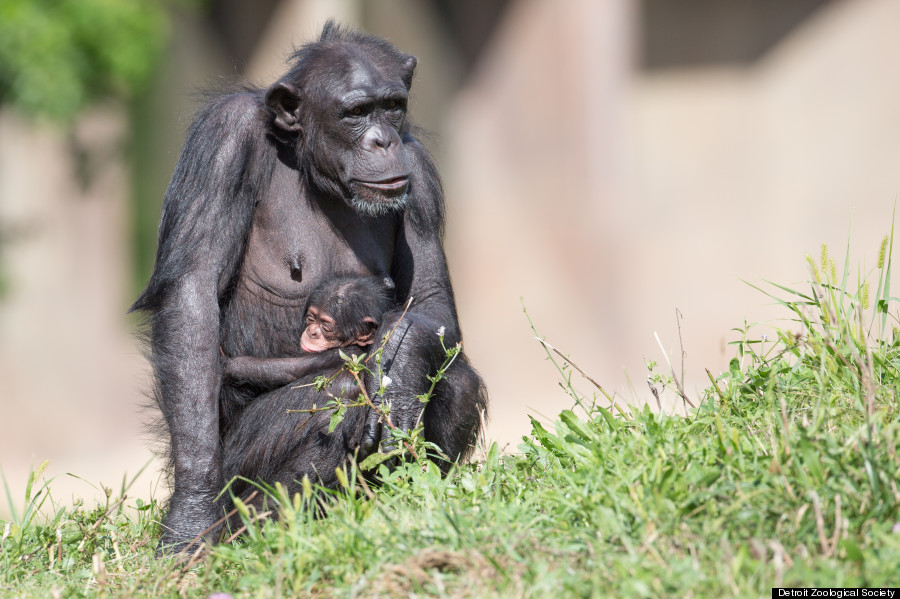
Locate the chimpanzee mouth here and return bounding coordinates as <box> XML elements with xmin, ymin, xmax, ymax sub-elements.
<box><xmin>355</xmin><ymin>176</ymin><xmax>410</xmax><ymax>193</ymax></box>
<box><xmin>348</xmin><ymin>176</ymin><xmax>410</xmax><ymax>216</ymax></box>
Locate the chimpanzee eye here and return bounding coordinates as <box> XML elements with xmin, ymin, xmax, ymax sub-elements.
<box><xmin>386</xmin><ymin>99</ymin><xmax>406</xmax><ymax>112</ymax></box>
<box><xmin>350</xmin><ymin>107</ymin><xmax>363</xmax><ymax>116</ymax></box>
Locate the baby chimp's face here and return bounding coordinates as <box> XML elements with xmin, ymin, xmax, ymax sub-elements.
<box><xmin>300</xmin><ymin>307</ymin><xmax>344</xmax><ymax>353</ymax></box>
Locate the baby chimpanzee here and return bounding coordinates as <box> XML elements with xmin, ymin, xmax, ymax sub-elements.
<box><xmin>225</xmin><ymin>275</ymin><xmax>394</xmax><ymax>388</ymax></box>
<box><xmin>299</xmin><ymin>276</ymin><xmax>393</xmax><ymax>352</ymax></box>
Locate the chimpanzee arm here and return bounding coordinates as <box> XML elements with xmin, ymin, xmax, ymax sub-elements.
<box><xmin>391</xmin><ymin>137</ymin><xmax>461</xmax><ymax>340</ymax></box>
<box><xmin>361</xmin><ymin>137</ymin><xmax>465</xmax><ymax>455</ymax></box>
<box><xmin>225</xmin><ymin>350</ymin><xmax>349</xmax><ymax>387</ymax></box>
<box><xmin>131</xmin><ymin>92</ymin><xmax>273</xmax><ymax>552</ymax></box>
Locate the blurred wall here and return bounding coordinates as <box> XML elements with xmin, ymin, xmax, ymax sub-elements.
<box><xmin>452</xmin><ymin>0</ymin><xmax>900</xmax><ymax>436</ymax></box>
<box><xmin>3</xmin><ymin>0</ymin><xmax>900</xmax><ymax>515</ymax></box>
<box><xmin>444</xmin><ymin>0</ymin><xmax>634</xmax><ymax>443</ymax></box>
<box><xmin>621</xmin><ymin>0</ymin><xmax>900</xmax><ymax>410</ymax></box>
<box><xmin>0</xmin><ymin>107</ymin><xmax>153</xmax><ymax>513</ymax></box>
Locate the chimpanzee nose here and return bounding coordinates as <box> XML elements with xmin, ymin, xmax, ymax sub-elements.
<box><xmin>365</xmin><ymin>126</ymin><xmax>396</xmax><ymax>151</ymax></box>
<box><xmin>374</xmin><ymin>130</ymin><xmax>391</xmax><ymax>149</ymax></box>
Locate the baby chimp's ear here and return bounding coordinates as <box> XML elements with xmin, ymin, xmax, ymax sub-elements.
<box><xmin>356</xmin><ymin>317</ymin><xmax>380</xmax><ymax>346</ymax></box>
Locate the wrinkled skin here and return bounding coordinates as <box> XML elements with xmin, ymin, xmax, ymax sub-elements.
<box><xmin>132</xmin><ymin>23</ymin><xmax>486</xmax><ymax>554</ymax></box>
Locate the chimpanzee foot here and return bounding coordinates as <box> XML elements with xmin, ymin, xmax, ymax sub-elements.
<box><xmin>155</xmin><ymin>494</ymin><xmax>223</xmax><ymax>558</ymax></box>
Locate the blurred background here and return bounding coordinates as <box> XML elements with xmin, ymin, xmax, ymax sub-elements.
<box><xmin>2</xmin><ymin>0</ymin><xmax>899</xmax><ymax>515</ymax></box>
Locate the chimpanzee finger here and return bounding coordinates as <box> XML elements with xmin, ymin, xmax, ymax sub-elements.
<box><xmin>381</xmin><ymin>409</ymin><xmax>416</xmax><ymax>454</ymax></box>
<box><xmin>360</xmin><ymin>409</ymin><xmax>382</xmax><ymax>458</ymax></box>
<box><xmin>395</xmin><ymin>411</ymin><xmax>419</xmax><ymax>438</ymax></box>
<box><xmin>378</xmin><ymin>427</ymin><xmax>398</xmax><ymax>454</ymax></box>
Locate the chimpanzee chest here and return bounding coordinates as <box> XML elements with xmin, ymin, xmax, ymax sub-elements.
<box><xmin>239</xmin><ymin>180</ymin><xmax>398</xmax><ymax>308</ymax></box>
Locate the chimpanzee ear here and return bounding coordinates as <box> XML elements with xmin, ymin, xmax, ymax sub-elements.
<box><xmin>400</xmin><ymin>55</ymin><xmax>417</xmax><ymax>90</ymax></box>
<box><xmin>356</xmin><ymin>317</ymin><xmax>380</xmax><ymax>346</ymax></box>
<box><xmin>265</xmin><ymin>82</ymin><xmax>303</xmax><ymax>133</ymax></box>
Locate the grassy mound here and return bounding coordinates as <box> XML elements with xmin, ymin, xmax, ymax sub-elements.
<box><xmin>2</xmin><ymin>237</ymin><xmax>899</xmax><ymax>597</ymax></box>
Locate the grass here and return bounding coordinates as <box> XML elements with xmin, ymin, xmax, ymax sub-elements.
<box><xmin>2</xmin><ymin>234</ymin><xmax>899</xmax><ymax>598</ymax></box>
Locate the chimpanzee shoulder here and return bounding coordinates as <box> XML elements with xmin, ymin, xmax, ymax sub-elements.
<box><xmin>132</xmin><ymin>91</ymin><xmax>276</xmax><ymax>313</ymax></box>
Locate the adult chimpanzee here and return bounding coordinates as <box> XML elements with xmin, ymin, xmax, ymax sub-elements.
<box><xmin>224</xmin><ymin>274</ymin><xmax>394</xmax><ymax>386</ymax></box>
<box><xmin>131</xmin><ymin>22</ymin><xmax>487</xmax><ymax>553</ymax></box>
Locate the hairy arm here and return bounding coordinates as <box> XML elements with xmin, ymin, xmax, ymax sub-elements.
<box><xmin>390</xmin><ymin>137</ymin><xmax>461</xmax><ymax>340</ymax></box>
<box><xmin>225</xmin><ymin>350</ymin><xmax>349</xmax><ymax>387</ymax></box>
<box><xmin>361</xmin><ymin>136</ymin><xmax>463</xmax><ymax>455</ymax></box>
<box><xmin>132</xmin><ymin>92</ymin><xmax>273</xmax><ymax>551</ymax></box>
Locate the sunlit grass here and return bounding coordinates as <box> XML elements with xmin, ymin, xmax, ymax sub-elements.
<box><xmin>2</xmin><ymin>231</ymin><xmax>899</xmax><ymax>598</ymax></box>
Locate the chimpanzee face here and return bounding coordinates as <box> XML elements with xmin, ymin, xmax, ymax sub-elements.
<box><xmin>300</xmin><ymin>306</ymin><xmax>378</xmax><ymax>353</ymax></box>
<box><xmin>265</xmin><ymin>47</ymin><xmax>417</xmax><ymax>216</ymax></box>
<box><xmin>300</xmin><ymin>306</ymin><xmax>341</xmax><ymax>353</ymax></box>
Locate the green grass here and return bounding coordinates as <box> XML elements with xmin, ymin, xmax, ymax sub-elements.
<box><xmin>2</xmin><ymin>235</ymin><xmax>899</xmax><ymax>598</ymax></box>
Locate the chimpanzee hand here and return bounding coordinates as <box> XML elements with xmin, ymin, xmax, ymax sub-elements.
<box><xmin>359</xmin><ymin>315</ymin><xmax>437</xmax><ymax>458</ymax></box>
<box><xmin>359</xmin><ymin>387</ymin><xmax>427</xmax><ymax>458</ymax></box>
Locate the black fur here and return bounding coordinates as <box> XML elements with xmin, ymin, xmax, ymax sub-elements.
<box><xmin>132</xmin><ymin>22</ymin><xmax>487</xmax><ymax>554</ymax></box>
